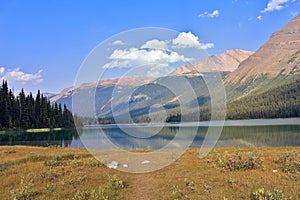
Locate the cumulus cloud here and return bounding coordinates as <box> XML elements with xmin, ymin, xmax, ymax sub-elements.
<box><xmin>141</xmin><ymin>39</ymin><xmax>168</xmax><ymax>50</ymax></box>
<box><xmin>102</xmin><ymin>32</ymin><xmax>213</xmax><ymax>77</ymax></box>
<box><xmin>257</xmin><ymin>15</ymin><xmax>262</xmax><ymax>20</ymax></box>
<box><xmin>146</xmin><ymin>64</ymin><xmax>173</xmax><ymax>78</ymax></box>
<box><xmin>172</xmin><ymin>32</ymin><xmax>214</xmax><ymax>50</ymax></box>
<box><xmin>0</xmin><ymin>67</ymin><xmax>43</xmax><ymax>84</ymax></box>
<box><xmin>198</xmin><ymin>10</ymin><xmax>219</xmax><ymax>18</ymax></box>
<box><xmin>102</xmin><ymin>48</ymin><xmax>192</xmax><ymax>69</ymax></box>
<box><xmin>111</xmin><ymin>40</ymin><xmax>125</xmax><ymax>46</ymax></box>
<box><xmin>262</xmin><ymin>0</ymin><xmax>289</xmax><ymax>13</ymax></box>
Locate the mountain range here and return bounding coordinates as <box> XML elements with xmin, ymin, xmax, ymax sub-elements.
<box><xmin>51</xmin><ymin>14</ymin><xmax>300</xmax><ymax>123</ymax></box>
<box><xmin>170</xmin><ymin>49</ymin><xmax>253</xmax><ymax>76</ymax></box>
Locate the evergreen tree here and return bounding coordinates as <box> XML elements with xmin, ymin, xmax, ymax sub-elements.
<box><xmin>0</xmin><ymin>80</ymin><xmax>74</xmax><ymax>130</ymax></box>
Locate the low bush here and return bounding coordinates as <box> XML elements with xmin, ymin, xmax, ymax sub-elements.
<box><xmin>44</xmin><ymin>154</ymin><xmax>63</xmax><ymax>167</ymax></box>
<box><xmin>250</xmin><ymin>188</ymin><xmax>291</xmax><ymax>200</ymax></box>
<box><xmin>71</xmin><ymin>174</ymin><xmax>126</xmax><ymax>200</ymax></box>
<box><xmin>273</xmin><ymin>152</ymin><xmax>300</xmax><ymax>174</ymax></box>
<box><xmin>11</xmin><ymin>178</ymin><xmax>39</xmax><ymax>200</ymax></box>
<box><xmin>217</xmin><ymin>150</ymin><xmax>264</xmax><ymax>171</ymax></box>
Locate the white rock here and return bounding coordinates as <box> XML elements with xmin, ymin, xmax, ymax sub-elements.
<box><xmin>272</xmin><ymin>170</ymin><xmax>278</xmax><ymax>173</ymax></box>
<box><xmin>141</xmin><ymin>160</ymin><xmax>150</xmax><ymax>164</ymax></box>
<box><xmin>123</xmin><ymin>164</ymin><xmax>128</xmax><ymax>168</ymax></box>
<box><xmin>107</xmin><ymin>161</ymin><xmax>119</xmax><ymax>169</ymax></box>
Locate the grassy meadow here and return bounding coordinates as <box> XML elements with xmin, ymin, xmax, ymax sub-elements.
<box><xmin>0</xmin><ymin>146</ymin><xmax>300</xmax><ymax>199</ymax></box>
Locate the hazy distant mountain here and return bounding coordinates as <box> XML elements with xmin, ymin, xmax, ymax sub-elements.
<box><xmin>50</xmin><ymin>73</ymin><xmax>220</xmax><ymax>122</ymax></box>
<box><xmin>169</xmin><ymin>49</ymin><xmax>253</xmax><ymax>76</ymax></box>
<box><xmin>51</xmin><ymin>15</ymin><xmax>300</xmax><ymax>122</ymax></box>
<box><xmin>226</xmin><ymin>15</ymin><xmax>300</xmax><ymax>83</ymax></box>
<box><xmin>42</xmin><ymin>92</ymin><xmax>56</xmax><ymax>99</ymax></box>
<box><xmin>50</xmin><ymin>77</ymin><xmax>148</xmax><ymax>110</ymax></box>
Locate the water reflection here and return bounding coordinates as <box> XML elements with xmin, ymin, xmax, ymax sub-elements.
<box><xmin>0</xmin><ymin>129</ymin><xmax>79</xmax><ymax>147</ymax></box>
<box><xmin>1</xmin><ymin>123</ymin><xmax>300</xmax><ymax>149</ymax></box>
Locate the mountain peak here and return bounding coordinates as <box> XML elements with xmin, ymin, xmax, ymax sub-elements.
<box><xmin>169</xmin><ymin>49</ymin><xmax>253</xmax><ymax>76</ymax></box>
<box><xmin>226</xmin><ymin>14</ymin><xmax>300</xmax><ymax>83</ymax></box>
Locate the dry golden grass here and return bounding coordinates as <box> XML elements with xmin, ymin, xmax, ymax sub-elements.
<box><xmin>0</xmin><ymin>146</ymin><xmax>299</xmax><ymax>199</ymax></box>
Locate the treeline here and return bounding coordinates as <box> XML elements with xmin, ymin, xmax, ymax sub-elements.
<box><xmin>0</xmin><ymin>81</ymin><xmax>74</xmax><ymax>130</ymax></box>
<box><xmin>226</xmin><ymin>79</ymin><xmax>300</xmax><ymax>119</ymax></box>
<box><xmin>166</xmin><ymin>79</ymin><xmax>300</xmax><ymax>122</ymax></box>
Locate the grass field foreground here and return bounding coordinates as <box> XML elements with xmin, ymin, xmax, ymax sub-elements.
<box><xmin>0</xmin><ymin>146</ymin><xmax>300</xmax><ymax>199</ymax></box>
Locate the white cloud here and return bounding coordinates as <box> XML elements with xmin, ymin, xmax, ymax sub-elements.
<box><xmin>141</xmin><ymin>39</ymin><xmax>168</xmax><ymax>50</ymax></box>
<box><xmin>0</xmin><ymin>67</ymin><xmax>5</xmax><ymax>74</ymax></box>
<box><xmin>0</xmin><ymin>68</ymin><xmax>43</xmax><ymax>84</ymax></box>
<box><xmin>291</xmin><ymin>11</ymin><xmax>299</xmax><ymax>16</ymax></box>
<box><xmin>111</xmin><ymin>40</ymin><xmax>125</xmax><ymax>46</ymax></box>
<box><xmin>199</xmin><ymin>10</ymin><xmax>219</xmax><ymax>18</ymax></box>
<box><xmin>262</xmin><ymin>0</ymin><xmax>289</xmax><ymax>13</ymax></box>
<box><xmin>257</xmin><ymin>15</ymin><xmax>262</xmax><ymax>20</ymax></box>
<box><xmin>172</xmin><ymin>32</ymin><xmax>214</xmax><ymax>50</ymax></box>
<box><xmin>102</xmin><ymin>32</ymin><xmax>213</xmax><ymax>77</ymax></box>
<box><xmin>102</xmin><ymin>48</ymin><xmax>192</xmax><ymax>69</ymax></box>
<box><xmin>146</xmin><ymin>64</ymin><xmax>172</xmax><ymax>78</ymax></box>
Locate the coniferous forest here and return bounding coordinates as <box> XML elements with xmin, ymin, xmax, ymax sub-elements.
<box><xmin>166</xmin><ymin>79</ymin><xmax>300</xmax><ymax>122</ymax></box>
<box><xmin>0</xmin><ymin>80</ymin><xmax>74</xmax><ymax>130</ymax></box>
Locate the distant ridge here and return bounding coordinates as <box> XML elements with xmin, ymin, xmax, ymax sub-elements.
<box><xmin>226</xmin><ymin>14</ymin><xmax>300</xmax><ymax>83</ymax></box>
<box><xmin>170</xmin><ymin>49</ymin><xmax>253</xmax><ymax>76</ymax></box>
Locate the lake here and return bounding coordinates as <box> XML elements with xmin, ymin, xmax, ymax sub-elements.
<box><xmin>1</xmin><ymin>118</ymin><xmax>300</xmax><ymax>149</ymax></box>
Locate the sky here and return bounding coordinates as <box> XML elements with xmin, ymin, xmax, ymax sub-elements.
<box><xmin>0</xmin><ymin>0</ymin><xmax>299</xmax><ymax>94</ymax></box>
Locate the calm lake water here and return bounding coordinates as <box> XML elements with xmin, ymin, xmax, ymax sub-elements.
<box><xmin>1</xmin><ymin>119</ymin><xmax>300</xmax><ymax>149</ymax></box>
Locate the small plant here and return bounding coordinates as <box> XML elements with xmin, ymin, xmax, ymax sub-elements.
<box><xmin>3</xmin><ymin>148</ymin><xmax>16</xmax><ymax>154</ymax></box>
<box><xmin>71</xmin><ymin>175</ymin><xmax>126</xmax><ymax>200</ymax></box>
<box><xmin>11</xmin><ymin>178</ymin><xmax>38</xmax><ymax>200</ymax></box>
<box><xmin>227</xmin><ymin>177</ymin><xmax>235</xmax><ymax>186</ymax></box>
<box><xmin>183</xmin><ymin>178</ymin><xmax>195</xmax><ymax>191</ymax></box>
<box><xmin>274</xmin><ymin>152</ymin><xmax>300</xmax><ymax>180</ymax></box>
<box><xmin>170</xmin><ymin>185</ymin><xmax>189</xmax><ymax>200</ymax></box>
<box><xmin>274</xmin><ymin>152</ymin><xmax>300</xmax><ymax>174</ymax></box>
<box><xmin>108</xmin><ymin>174</ymin><xmax>125</xmax><ymax>190</ymax></box>
<box><xmin>0</xmin><ymin>159</ymin><xmax>3</xmax><ymax>172</ymax></box>
<box><xmin>40</xmin><ymin>169</ymin><xmax>59</xmax><ymax>182</ymax></box>
<box><xmin>85</xmin><ymin>158</ymin><xmax>104</xmax><ymax>168</ymax></box>
<box><xmin>44</xmin><ymin>182</ymin><xmax>56</xmax><ymax>194</ymax></box>
<box><xmin>72</xmin><ymin>190</ymin><xmax>90</xmax><ymax>200</ymax></box>
<box><xmin>90</xmin><ymin>187</ymin><xmax>109</xmax><ymax>200</ymax></box>
<box><xmin>203</xmin><ymin>184</ymin><xmax>212</xmax><ymax>193</ymax></box>
<box><xmin>27</xmin><ymin>153</ymin><xmax>44</xmax><ymax>162</ymax></box>
<box><xmin>44</xmin><ymin>154</ymin><xmax>63</xmax><ymax>167</ymax></box>
<box><xmin>250</xmin><ymin>188</ymin><xmax>291</xmax><ymax>200</ymax></box>
<box><xmin>217</xmin><ymin>150</ymin><xmax>264</xmax><ymax>171</ymax></box>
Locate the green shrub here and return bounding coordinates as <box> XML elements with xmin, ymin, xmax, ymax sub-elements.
<box><xmin>171</xmin><ymin>185</ymin><xmax>188</xmax><ymax>200</ymax></box>
<box><xmin>108</xmin><ymin>174</ymin><xmax>125</xmax><ymax>190</ymax></box>
<box><xmin>183</xmin><ymin>178</ymin><xmax>195</xmax><ymax>191</ymax></box>
<box><xmin>217</xmin><ymin>151</ymin><xmax>264</xmax><ymax>171</ymax></box>
<box><xmin>273</xmin><ymin>152</ymin><xmax>300</xmax><ymax>174</ymax></box>
<box><xmin>273</xmin><ymin>152</ymin><xmax>300</xmax><ymax>180</ymax></box>
<box><xmin>44</xmin><ymin>154</ymin><xmax>63</xmax><ymax>167</ymax></box>
<box><xmin>11</xmin><ymin>178</ymin><xmax>38</xmax><ymax>200</ymax></box>
<box><xmin>70</xmin><ymin>175</ymin><xmax>126</xmax><ymax>200</ymax></box>
<box><xmin>250</xmin><ymin>188</ymin><xmax>291</xmax><ymax>200</ymax></box>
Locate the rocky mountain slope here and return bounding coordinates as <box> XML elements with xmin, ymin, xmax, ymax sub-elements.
<box><xmin>170</xmin><ymin>49</ymin><xmax>253</xmax><ymax>76</ymax></box>
<box><xmin>226</xmin><ymin>15</ymin><xmax>300</xmax><ymax>83</ymax></box>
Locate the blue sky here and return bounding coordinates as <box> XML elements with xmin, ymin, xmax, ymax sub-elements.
<box><xmin>0</xmin><ymin>0</ymin><xmax>299</xmax><ymax>94</ymax></box>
